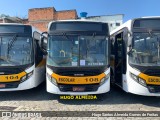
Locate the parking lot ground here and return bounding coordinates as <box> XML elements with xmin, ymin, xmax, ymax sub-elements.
<box><xmin>0</xmin><ymin>82</ymin><xmax>160</xmax><ymax>120</ymax></box>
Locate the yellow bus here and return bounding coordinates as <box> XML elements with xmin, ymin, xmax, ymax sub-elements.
<box><xmin>41</xmin><ymin>20</ymin><xmax>110</xmax><ymax>95</ymax></box>
<box><xmin>0</xmin><ymin>23</ymin><xmax>45</xmax><ymax>91</ymax></box>
<box><xmin>110</xmin><ymin>17</ymin><xmax>160</xmax><ymax>96</ymax></box>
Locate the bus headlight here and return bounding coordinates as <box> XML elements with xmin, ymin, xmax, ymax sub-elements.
<box><xmin>21</xmin><ymin>75</ymin><xmax>27</xmax><ymax>82</ymax></box>
<box><xmin>28</xmin><ymin>71</ymin><xmax>34</xmax><ymax>78</ymax></box>
<box><xmin>100</xmin><ymin>73</ymin><xmax>110</xmax><ymax>86</ymax></box>
<box><xmin>130</xmin><ymin>72</ymin><xmax>147</xmax><ymax>87</ymax></box>
<box><xmin>47</xmin><ymin>73</ymin><xmax>57</xmax><ymax>86</ymax></box>
<box><xmin>139</xmin><ymin>78</ymin><xmax>147</xmax><ymax>87</ymax></box>
<box><xmin>21</xmin><ymin>71</ymin><xmax>34</xmax><ymax>83</ymax></box>
<box><xmin>130</xmin><ymin>73</ymin><xmax>138</xmax><ymax>82</ymax></box>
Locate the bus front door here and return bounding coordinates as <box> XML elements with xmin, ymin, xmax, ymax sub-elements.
<box><xmin>114</xmin><ymin>33</ymin><xmax>124</xmax><ymax>87</ymax></box>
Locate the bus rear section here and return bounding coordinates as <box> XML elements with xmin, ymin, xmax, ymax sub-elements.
<box><xmin>0</xmin><ymin>24</ymin><xmax>45</xmax><ymax>91</ymax></box>
<box><xmin>111</xmin><ymin>17</ymin><xmax>160</xmax><ymax>96</ymax></box>
<box><xmin>43</xmin><ymin>21</ymin><xmax>110</xmax><ymax>95</ymax></box>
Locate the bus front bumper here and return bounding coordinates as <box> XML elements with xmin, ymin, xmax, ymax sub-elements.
<box><xmin>46</xmin><ymin>77</ymin><xmax>110</xmax><ymax>95</ymax></box>
<box><xmin>127</xmin><ymin>76</ymin><xmax>160</xmax><ymax>96</ymax></box>
<box><xmin>0</xmin><ymin>75</ymin><xmax>38</xmax><ymax>91</ymax></box>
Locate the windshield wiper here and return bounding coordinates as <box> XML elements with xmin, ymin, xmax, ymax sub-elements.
<box><xmin>147</xmin><ymin>31</ymin><xmax>160</xmax><ymax>62</ymax></box>
<box><xmin>86</xmin><ymin>32</ymin><xmax>96</xmax><ymax>50</ymax></box>
<box><xmin>7</xmin><ymin>35</ymin><xmax>17</xmax><ymax>54</ymax></box>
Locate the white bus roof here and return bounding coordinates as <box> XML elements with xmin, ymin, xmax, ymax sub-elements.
<box><xmin>0</xmin><ymin>23</ymin><xmax>42</xmax><ymax>34</ymax></box>
<box><xmin>48</xmin><ymin>19</ymin><xmax>107</xmax><ymax>30</ymax></box>
<box><xmin>0</xmin><ymin>23</ymin><xmax>24</xmax><ymax>25</ymax></box>
<box><xmin>49</xmin><ymin>19</ymin><xmax>106</xmax><ymax>23</ymax></box>
<box><xmin>141</xmin><ymin>16</ymin><xmax>160</xmax><ymax>18</ymax></box>
<box><xmin>110</xmin><ymin>16</ymin><xmax>160</xmax><ymax>35</ymax></box>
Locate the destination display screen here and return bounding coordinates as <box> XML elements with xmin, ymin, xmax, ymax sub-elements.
<box><xmin>133</xmin><ymin>19</ymin><xmax>160</xmax><ymax>28</ymax></box>
<box><xmin>50</xmin><ymin>22</ymin><xmax>108</xmax><ymax>32</ymax></box>
<box><xmin>0</xmin><ymin>25</ymin><xmax>32</xmax><ymax>34</ymax></box>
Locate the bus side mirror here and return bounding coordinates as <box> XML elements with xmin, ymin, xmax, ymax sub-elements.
<box><xmin>127</xmin><ymin>45</ymin><xmax>133</xmax><ymax>55</ymax></box>
<box><xmin>40</xmin><ymin>32</ymin><xmax>48</xmax><ymax>55</ymax></box>
<box><xmin>127</xmin><ymin>32</ymin><xmax>132</xmax><ymax>47</ymax></box>
<box><xmin>127</xmin><ymin>32</ymin><xmax>133</xmax><ymax>54</ymax></box>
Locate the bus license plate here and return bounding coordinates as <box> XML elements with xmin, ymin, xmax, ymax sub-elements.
<box><xmin>73</xmin><ymin>87</ymin><xmax>85</xmax><ymax>92</ymax></box>
<box><xmin>0</xmin><ymin>84</ymin><xmax>5</xmax><ymax>88</ymax></box>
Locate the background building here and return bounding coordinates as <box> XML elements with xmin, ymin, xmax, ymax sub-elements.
<box><xmin>28</xmin><ymin>7</ymin><xmax>77</xmax><ymax>32</ymax></box>
<box><xmin>84</xmin><ymin>14</ymin><xmax>124</xmax><ymax>32</ymax></box>
<box><xmin>0</xmin><ymin>7</ymin><xmax>123</xmax><ymax>32</ymax></box>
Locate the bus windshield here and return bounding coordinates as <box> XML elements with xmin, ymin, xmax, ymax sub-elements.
<box><xmin>129</xmin><ymin>32</ymin><xmax>160</xmax><ymax>66</ymax></box>
<box><xmin>47</xmin><ymin>35</ymin><xmax>108</xmax><ymax>67</ymax></box>
<box><xmin>0</xmin><ymin>36</ymin><xmax>33</xmax><ymax>66</ymax></box>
